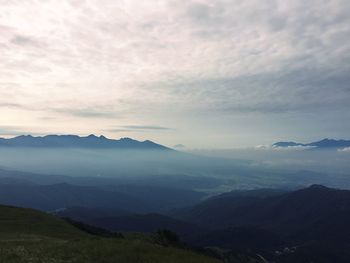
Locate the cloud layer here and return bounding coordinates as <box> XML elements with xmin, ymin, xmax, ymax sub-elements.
<box><xmin>0</xmin><ymin>0</ymin><xmax>349</xmax><ymax>147</ymax></box>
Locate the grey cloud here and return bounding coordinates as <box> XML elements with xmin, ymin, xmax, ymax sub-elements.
<box><xmin>153</xmin><ymin>64</ymin><xmax>350</xmax><ymax>114</ymax></box>
<box><xmin>122</xmin><ymin>125</ymin><xmax>172</xmax><ymax>130</ymax></box>
<box><xmin>53</xmin><ymin>108</ymin><xmax>119</xmax><ymax>119</ymax></box>
<box><xmin>186</xmin><ymin>2</ymin><xmax>210</xmax><ymax>19</ymax></box>
<box><xmin>107</xmin><ymin>125</ymin><xmax>172</xmax><ymax>133</ymax></box>
<box><xmin>181</xmin><ymin>0</ymin><xmax>350</xmax><ymax>49</ymax></box>
<box><xmin>183</xmin><ymin>1</ymin><xmax>232</xmax><ymax>25</ymax></box>
<box><xmin>105</xmin><ymin>128</ymin><xmax>143</xmax><ymax>133</ymax></box>
<box><xmin>0</xmin><ymin>103</ymin><xmax>23</xmax><ymax>108</ymax></box>
<box><xmin>10</xmin><ymin>35</ymin><xmax>43</xmax><ymax>47</ymax></box>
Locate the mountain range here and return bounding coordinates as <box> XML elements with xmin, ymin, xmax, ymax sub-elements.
<box><xmin>2</xmin><ymin>135</ymin><xmax>349</xmax><ymax>151</ymax></box>
<box><xmin>172</xmin><ymin>184</ymin><xmax>350</xmax><ymax>262</ymax></box>
<box><xmin>50</xmin><ymin>184</ymin><xmax>350</xmax><ymax>262</ymax></box>
<box><xmin>0</xmin><ymin>134</ymin><xmax>169</xmax><ymax>149</ymax></box>
<box><xmin>272</xmin><ymin>138</ymin><xmax>350</xmax><ymax>149</ymax></box>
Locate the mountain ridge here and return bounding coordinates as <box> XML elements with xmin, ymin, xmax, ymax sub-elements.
<box><xmin>172</xmin><ymin>184</ymin><xmax>350</xmax><ymax>262</ymax></box>
<box><xmin>0</xmin><ymin>134</ymin><xmax>170</xmax><ymax>150</ymax></box>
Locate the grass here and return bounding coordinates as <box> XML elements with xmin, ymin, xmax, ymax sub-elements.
<box><xmin>0</xmin><ymin>238</ymin><xmax>221</xmax><ymax>263</ymax></box>
<box><xmin>0</xmin><ymin>205</ymin><xmax>88</xmax><ymax>240</ymax></box>
<box><xmin>0</xmin><ymin>205</ymin><xmax>221</xmax><ymax>263</ymax></box>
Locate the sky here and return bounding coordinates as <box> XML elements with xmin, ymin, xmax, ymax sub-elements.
<box><xmin>0</xmin><ymin>0</ymin><xmax>349</xmax><ymax>148</ymax></box>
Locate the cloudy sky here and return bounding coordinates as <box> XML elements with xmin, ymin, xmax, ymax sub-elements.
<box><xmin>0</xmin><ymin>0</ymin><xmax>349</xmax><ymax>148</ymax></box>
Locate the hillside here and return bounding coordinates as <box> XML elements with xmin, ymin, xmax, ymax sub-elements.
<box><xmin>0</xmin><ymin>205</ymin><xmax>221</xmax><ymax>263</ymax></box>
<box><xmin>56</xmin><ymin>211</ymin><xmax>204</xmax><ymax>238</ymax></box>
<box><xmin>0</xmin><ymin>205</ymin><xmax>89</xmax><ymax>240</ymax></box>
<box><xmin>173</xmin><ymin>185</ymin><xmax>350</xmax><ymax>262</ymax></box>
<box><xmin>175</xmin><ymin>185</ymin><xmax>350</xmax><ymax>233</ymax></box>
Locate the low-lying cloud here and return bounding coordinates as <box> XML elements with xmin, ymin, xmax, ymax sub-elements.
<box><xmin>338</xmin><ymin>147</ymin><xmax>350</xmax><ymax>152</ymax></box>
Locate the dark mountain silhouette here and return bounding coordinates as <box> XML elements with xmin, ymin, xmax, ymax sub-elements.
<box><xmin>60</xmin><ymin>212</ymin><xmax>205</xmax><ymax>238</ymax></box>
<box><xmin>52</xmin><ymin>206</ymin><xmax>131</xmax><ymax>222</ymax></box>
<box><xmin>175</xmin><ymin>185</ymin><xmax>350</xmax><ymax>233</ymax></box>
<box><xmin>171</xmin><ymin>188</ymin><xmax>290</xmax><ymax>229</ymax></box>
<box><xmin>173</xmin><ymin>185</ymin><xmax>350</xmax><ymax>262</ymax></box>
<box><xmin>111</xmin><ymin>184</ymin><xmax>206</xmax><ymax>211</ymax></box>
<box><xmin>273</xmin><ymin>138</ymin><xmax>350</xmax><ymax>149</ymax></box>
<box><xmin>192</xmin><ymin>226</ymin><xmax>284</xmax><ymax>251</ymax></box>
<box><xmin>0</xmin><ymin>134</ymin><xmax>169</xmax><ymax>149</ymax></box>
<box><xmin>50</xmin><ymin>185</ymin><xmax>350</xmax><ymax>262</ymax></box>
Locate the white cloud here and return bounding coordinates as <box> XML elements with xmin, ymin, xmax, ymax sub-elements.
<box><xmin>254</xmin><ymin>145</ymin><xmax>317</xmax><ymax>151</ymax></box>
<box><xmin>338</xmin><ymin>147</ymin><xmax>350</xmax><ymax>152</ymax></box>
<box><xmin>271</xmin><ymin>145</ymin><xmax>317</xmax><ymax>151</ymax></box>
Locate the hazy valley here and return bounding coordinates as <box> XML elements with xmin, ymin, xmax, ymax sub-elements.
<box><xmin>0</xmin><ymin>135</ymin><xmax>349</xmax><ymax>262</ymax></box>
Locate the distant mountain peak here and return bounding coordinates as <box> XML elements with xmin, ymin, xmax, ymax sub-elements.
<box><xmin>0</xmin><ymin>134</ymin><xmax>170</xmax><ymax>150</ymax></box>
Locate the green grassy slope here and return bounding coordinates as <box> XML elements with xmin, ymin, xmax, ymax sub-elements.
<box><xmin>0</xmin><ymin>205</ymin><xmax>220</xmax><ymax>263</ymax></box>
<box><xmin>0</xmin><ymin>205</ymin><xmax>89</xmax><ymax>240</ymax></box>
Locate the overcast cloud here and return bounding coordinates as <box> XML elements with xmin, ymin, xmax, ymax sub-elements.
<box><xmin>0</xmin><ymin>0</ymin><xmax>349</xmax><ymax>147</ymax></box>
